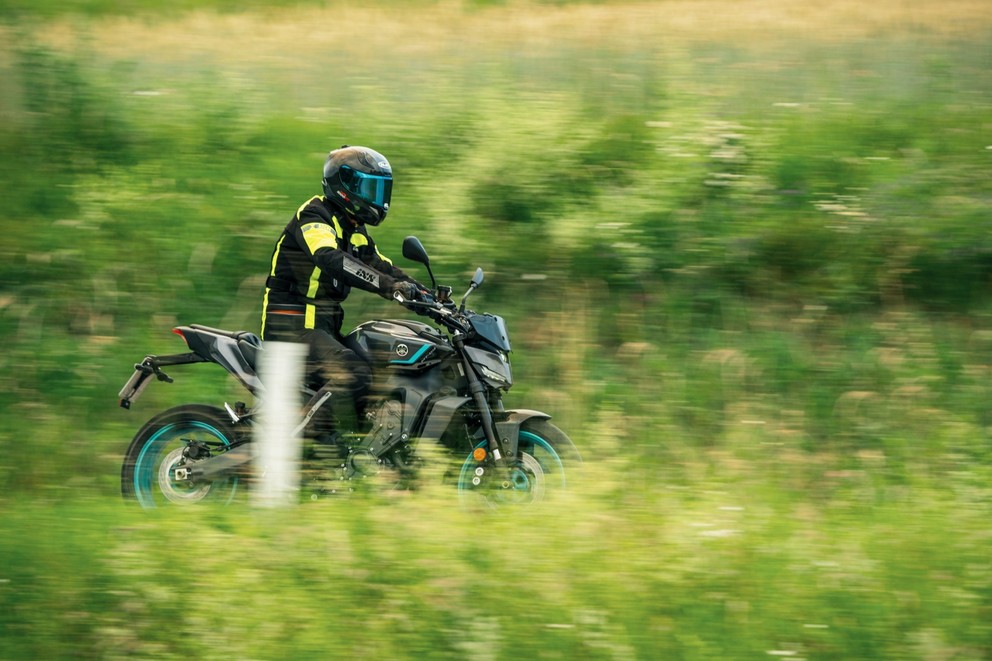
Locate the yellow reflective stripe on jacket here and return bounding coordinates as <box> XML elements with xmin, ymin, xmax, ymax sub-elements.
<box><xmin>260</xmin><ymin>289</ymin><xmax>270</xmax><ymax>339</ymax></box>
<box><xmin>351</xmin><ymin>232</ymin><xmax>393</xmax><ymax>265</ymax></box>
<box><xmin>296</xmin><ymin>196</ymin><xmax>321</xmax><ymax>217</ymax></box>
<box><xmin>301</xmin><ymin>222</ymin><xmax>338</xmax><ymax>254</ymax></box>
<box><xmin>304</xmin><ymin>266</ymin><xmax>321</xmax><ymax>329</ymax></box>
<box><xmin>296</xmin><ymin>197</ymin><xmax>344</xmax><ymax>255</ymax></box>
<box><xmin>306</xmin><ymin>266</ymin><xmax>322</xmax><ymax>298</ymax></box>
<box><xmin>260</xmin><ymin>234</ymin><xmax>288</xmax><ymax>338</ymax></box>
<box><xmin>268</xmin><ymin>234</ymin><xmax>286</xmax><ymax>277</ymax></box>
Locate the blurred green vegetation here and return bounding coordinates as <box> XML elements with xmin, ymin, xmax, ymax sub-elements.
<box><xmin>1</xmin><ymin>0</ymin><xmax>991</xmax><ymax>658</ymax></box>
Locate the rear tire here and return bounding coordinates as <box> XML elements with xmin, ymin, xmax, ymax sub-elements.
<box><xmin>121</xmin><ymin>404</ymin><xmax>245</xmax><ymax>509</ymax></box>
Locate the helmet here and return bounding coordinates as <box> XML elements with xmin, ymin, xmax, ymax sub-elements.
<box><xmin>322</xmin><ymin>146</ymin><xmax>393</xmax><ymax>226</ymax></box>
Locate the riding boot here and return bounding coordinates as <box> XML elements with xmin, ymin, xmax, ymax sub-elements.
<box><xmin>309</xmin><ymin>387</ymin><xmax>361</xmax><ymax>457</ymax></box>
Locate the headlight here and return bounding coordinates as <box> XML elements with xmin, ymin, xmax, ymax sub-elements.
<box><xmin>479</xmin><ymin>364</ymin><xmax>509</xmax><ymax>384</ymax></box>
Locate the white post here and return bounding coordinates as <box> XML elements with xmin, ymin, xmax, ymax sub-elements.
<box><xmin>253</xmin><ymin>340</ymin><xmax>307</xmax><ymax>507</ymax></box>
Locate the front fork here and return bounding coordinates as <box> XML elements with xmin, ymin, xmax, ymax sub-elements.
<box><xmin>454</xmin><ymin>334</ymin><xmax>514</xmax><ymax>481</ymax></box>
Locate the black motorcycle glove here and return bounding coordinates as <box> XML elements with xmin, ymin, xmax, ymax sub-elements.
<box><xmin>392</xmin><ymin>281</ymin><xmax>421</xmax><ymax>301</ymax></box>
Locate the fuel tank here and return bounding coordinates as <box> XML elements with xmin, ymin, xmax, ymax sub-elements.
<box><xmin>347</xmin><ymin>319</ymin><xmax>453</xmax><ymax>371</ymax></box>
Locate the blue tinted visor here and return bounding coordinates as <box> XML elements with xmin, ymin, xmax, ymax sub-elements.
<box><xmin>340</xmin><ymin>166</ymin><xmax>392</xmax><ymax>208</ymax></box>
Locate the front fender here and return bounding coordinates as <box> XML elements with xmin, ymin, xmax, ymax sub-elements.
<box><xmin>494</xmin><ymin>409</ymin><xmax>552</xmax><ymax>459</ymax></box>
<box><xmin>417</xmin><ymin>400</ymin><xmax>552</xmax><ymax>459</ymax></box>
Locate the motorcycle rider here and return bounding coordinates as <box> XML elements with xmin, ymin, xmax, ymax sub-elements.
<box><xmin>260</xmin><ymin>145</ymin><xmax>424</xmax><ymax>441</ymax></box>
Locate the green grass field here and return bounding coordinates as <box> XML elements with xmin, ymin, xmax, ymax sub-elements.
<box><xmin>1</xmin><ymin>1</ymin><xmax>991</xmax><ymax>658</ymax></box>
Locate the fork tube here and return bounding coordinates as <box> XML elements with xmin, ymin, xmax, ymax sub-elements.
<box><xmin>453</xmin><ymin>333</ymin><xmax>506</xmax><ymax>461</ymax></box>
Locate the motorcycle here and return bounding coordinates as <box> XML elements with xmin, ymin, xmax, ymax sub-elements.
<box><xmin>118</xmin><ymin>236</ymin><xmax>580</xmax><ymax>508</ymax></box>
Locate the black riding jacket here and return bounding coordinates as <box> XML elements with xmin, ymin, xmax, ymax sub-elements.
<box><xmin>261</xmin><ymin>196</ymin><xmax>414</xmax><ymax>339</ymax></box>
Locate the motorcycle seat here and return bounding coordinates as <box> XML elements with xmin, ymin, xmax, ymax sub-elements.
<box><xmin>187</xmin><ymin>324</ymin><xmax>262</xmax><ymax>370</ymax></box>
<box><xmin>238</xmin><ymin>337</ymin><xmax>261</xmax><ymax>371</ymax></box>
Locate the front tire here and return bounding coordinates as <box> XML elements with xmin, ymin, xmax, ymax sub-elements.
<box><xmin>517</xmin><ymin>418</ymin><xmax>580</xmax><ymax>484</ymax></box>
<box><xmin>457</xmin><ymin>419</ymin><xmax>579</xmax><ymax>507</ymax></box>
<box><xmin>121</xmin><ymin>405</ymin><xmax>245</xmax><ymax>509</ymax></box>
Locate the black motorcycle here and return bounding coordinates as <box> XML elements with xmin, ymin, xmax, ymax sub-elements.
<box><xmin>118</xmin><ymin>237</ymin><xmax>580</xmax><ymax>508</ymax></box>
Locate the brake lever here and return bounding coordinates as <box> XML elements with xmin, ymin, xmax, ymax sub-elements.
<box><xmin>395</xmin><ymin>290</ymin><xmax>444</xmax><ymax>314</ymax></box>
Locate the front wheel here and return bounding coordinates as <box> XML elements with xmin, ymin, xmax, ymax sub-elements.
<box><xmin>121</xmin><ymin>404</ymin><xmax>245</xmax><ymax>509</ymax></box>
<box><xmin>457</xmin><ymin>419</ymin><xmax>579</xmax><ymax>507</ymax></box>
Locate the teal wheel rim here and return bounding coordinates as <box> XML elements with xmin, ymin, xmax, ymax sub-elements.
<box><xmin>133</xmin><ymin>420</ymin><xmax>237</xmax><ymax>508</ymax></box>
<box><xmin>458</xmin><ymin>429</ymin><xmax>566</xmax><ymax>497</ymax></box>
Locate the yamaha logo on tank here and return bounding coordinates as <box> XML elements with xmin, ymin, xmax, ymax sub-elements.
<box><xmin>395</xmin><ymin>343</ymin><xmax>410</xmax><ymax>358</ymax></box>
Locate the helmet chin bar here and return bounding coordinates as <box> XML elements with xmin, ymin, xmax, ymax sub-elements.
<box><xmin>325</xmin><ymin>179</ymin><xmax>386</xmax><ymax>226</ymax></box>
<box><xmin>342</xmin><ymin>202</ymin><xmax>385</xmax><ymax>228</ymax></box>
<box><xmin>359</xmin><ymin>206</ymin><xmax>384</xmax><ymax>226</ymax></box>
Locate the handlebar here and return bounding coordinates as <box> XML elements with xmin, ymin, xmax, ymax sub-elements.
<box><xmin>393</xmin><ymin>288</ymin><xmax>470</xmax><ymax>332</ymax></box>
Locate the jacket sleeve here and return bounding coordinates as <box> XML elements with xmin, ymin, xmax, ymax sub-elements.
<box><xmin>293</xmin><ymin>212</ymin><xmax>402</xmax><ymax>298</ymax></box>
<box><xmin>357</xmin><ymin>234</ymin><xmax>419</xmax><ymax>287</ymax></box>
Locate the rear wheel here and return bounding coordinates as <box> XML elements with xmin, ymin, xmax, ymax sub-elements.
<box><xmin>121</xmin><ymin>405</ymin><xmax>244</xmax><ymax>509</ymax></box>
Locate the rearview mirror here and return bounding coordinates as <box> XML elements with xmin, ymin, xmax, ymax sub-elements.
<box><xmin>402</xmin><ymin>236</ymin><xmax>436</xmax><ymax>288</ymax></box>
<box><xmin>402</xmin><ymin>236</ymin><xmax>430</xmax><ymax>266</ymax></box>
